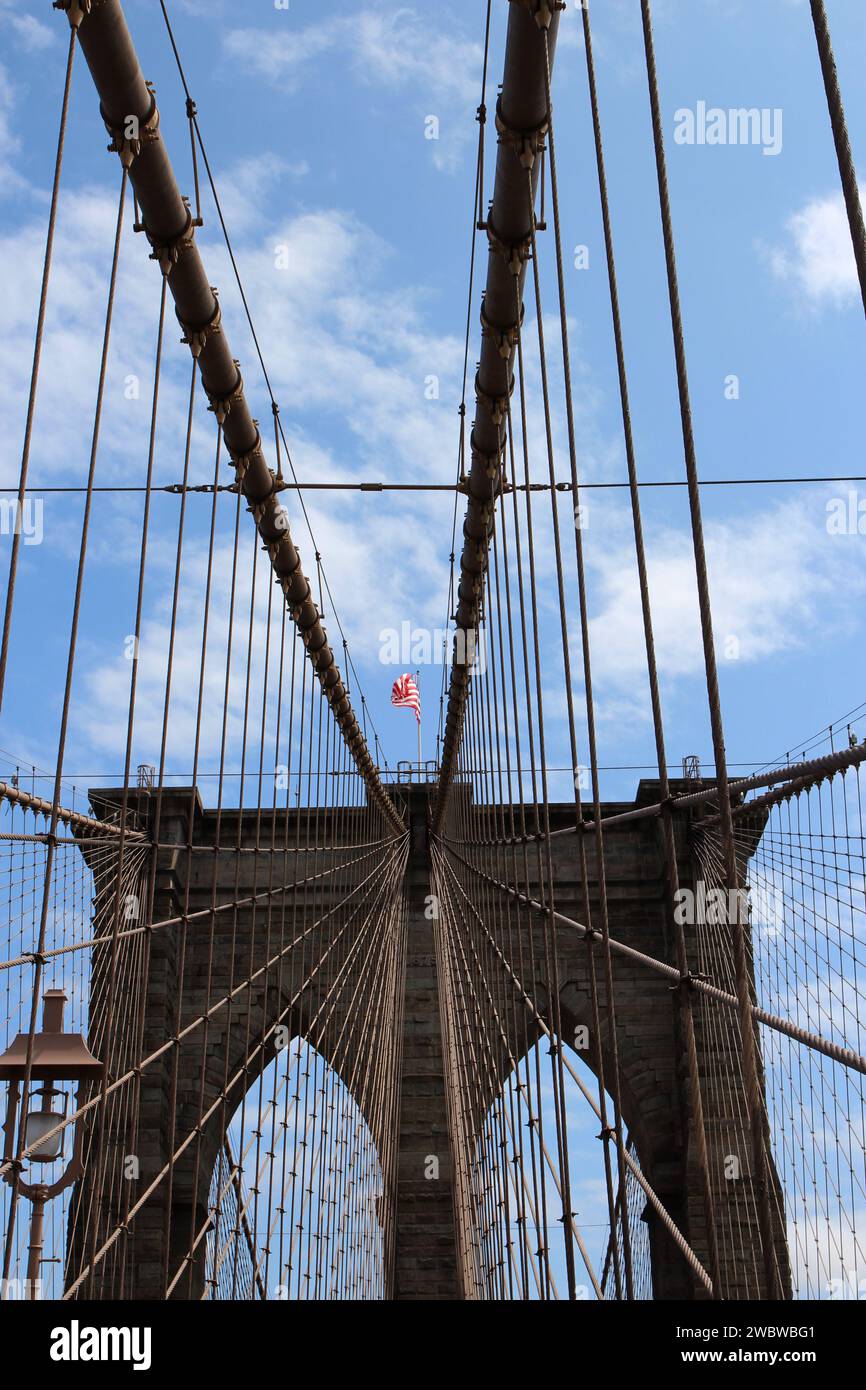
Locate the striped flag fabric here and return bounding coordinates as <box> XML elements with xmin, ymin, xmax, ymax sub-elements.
<box><xmin>391</xmin><ymin>672</ymin><xmax>421</xmax><ymax>725</ymax></box>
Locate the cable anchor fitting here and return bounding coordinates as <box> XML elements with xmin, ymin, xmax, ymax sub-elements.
<box><xmin>234</xmin><ymin>433</ymin><xmax>265</xmax><ymax>494</ymax></box>
<box><xmin>469</xmin><ymin>429</ymin><xmax>507</xmax><ymax>482</ymax></box>
<box><xmin>101</xmin><ymin>83</ymin><xmax>159</xmax><ymax>170</ymax></box>
<box><xmin>670</xmin><ymin>970</ymin><xmax>710</xmax><ymax>1001</ymax></box>
<box><xmin>53</xmin><ymin>0</ymin><xmax>92</xmax><ymax>30</ymax></box>
<box><xmin>495</xmin><ymin>93</ymin><xmax>549</xmax><ymax>170</ymax></box>
<box><xmin>206</xmin><ymin>360</ymin><xmax>244</xmax><ymax>426</ymax></box>
<box><xmin>475</xmin><ymin>370</ymin><xmax>515</xmax><ymax>428</ymax></box>
<box><xmin>480</xmin><ymin>296</ymin><xmax>525</xmax><ymax>359</ymax></box>
<box><xmin>145</xmin><ymin>199</ymin><xmax>196</xmax><ymax>277</ymax></box>
<box><xmin>511</xmin><ymin>0</ymin><xmax>566</xmax><ymax>29</ymax></box>
<box><xmin>177</xmin><ymin>288</ymin><xmax>221</xmax><ymax>359</ymax></box>
<box><xmin>485</xmin><ymin>213</ymin><xmax>533</xmax><ymax>277</ymax></box>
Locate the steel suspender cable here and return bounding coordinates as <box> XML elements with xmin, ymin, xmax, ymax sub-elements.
<box><xmin>809</xmin><ymin>0</ymin><xmax>866</xmax><ymax>317</ymax></box>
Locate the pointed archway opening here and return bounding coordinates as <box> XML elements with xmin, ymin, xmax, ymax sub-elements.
<box><xmin>464</xmin><ymin>1040</ymin><xmax>653</xmax><ymax>1300</ymax></box>
<box><xmin>205</xmin><ymin>1036</ymin><xmax>387</xmax><ymax>1300</ymax></box>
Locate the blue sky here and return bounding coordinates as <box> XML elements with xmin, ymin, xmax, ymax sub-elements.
<box><xmin>2</xmin><ymin>0</ymin><xmax>865</xmax><ymax>810</ymax></box>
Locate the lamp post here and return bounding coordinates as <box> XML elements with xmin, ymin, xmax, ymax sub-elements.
<box><xmin>0</xmin><ymin>989</ymin><xmax>103</xmax><ymax>1300</ymax></box>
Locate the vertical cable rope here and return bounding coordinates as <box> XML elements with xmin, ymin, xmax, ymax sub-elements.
<box><xmin>809</xmin><ymin>0</ymin><xmax>866</xmax><ymax>316</ymax></box>
<box><xmin>640</xmin><ymin>0</ymin><xmax>779</xmax><ymax>1298</ymax></box>
<box><xmin>0</xmin><ymin>27</ymin><xmax>78</xmax><ymax>710</ymax></box>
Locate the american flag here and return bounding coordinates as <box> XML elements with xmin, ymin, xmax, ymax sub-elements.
<box><xmin>391</xmin><ymin>672</ymin><xmax>421</xmax><ymax>725</ymax></box>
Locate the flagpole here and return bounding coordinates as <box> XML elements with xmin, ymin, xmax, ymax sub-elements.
<box><xmin>416</xmin><ymin>669</ymin><xmax>422</xmax><ymax>780</ymax></box>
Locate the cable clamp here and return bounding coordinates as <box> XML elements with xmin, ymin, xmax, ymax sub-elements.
<box><xmin>177</xmin><ymin>289</ymin><xmax>221</xmax><ymax>359</ymax></box>
<box><xmin>474</xmin><ymin>370</ymin><xmax>515</xmax><ymax>428</ymax></box>
<box><xmin>469</xmin><ymin>430</ymin><xmax>506</xmax><ymax>480</ymax></box>
<box><xmin>495</xmin><ymin>92</ymin><xmax>548</xmax><ymax>170</ymax></box>
<box><xmin>282</xmin><ymin>553</ymin><xmax>306</xmax><ymax>592</ymax></box>
<box><xmin>480</xmin><ymin>296</ymin><xmax>524</xmax><ymax>359</ymax></box>
<box><xmin>511</xmin><ymin>0</ymin><xmax>566</xmax><ymax>29</ymax></box>
<box><xmin>144</xmin><ymin>199</ymin><xmax>196</xmax><ymax>277</ymax></box>
<box><xmin>101</xmin><ymin>84</ymin><xmax>160</xmax><ymax>170</ymax></box>
<box><xmin>670</xmin><ymin>970</ymin><xmax>710</xmax><ymax>999</ymax></box>
<box><xmin>485</xmin><ymin>213</ymin><xmax>533</xmax><ymax>277</ymax></box>
<box><xmin>232</xmin><ymin>428</ymin><xmax>263</xmax><ymax>487</ymax></box>
<box><xmin>264</xmin><ymin>502</ymin><xmax>291</xmax><ymax>553</ymax></box>
<box><xmin>292</xmin><ymin>590</ymin><xmax>316</xmax><ymax>628</ymax></box>
<box><xmin>53</xmin><ymin>0</ymin><xmax>92</xmax><ymax>30</ymax></box>
<box><xmin>206</xmin><ymin>360</ymin><xmax>244</xmax><ymax>426</ymax></box>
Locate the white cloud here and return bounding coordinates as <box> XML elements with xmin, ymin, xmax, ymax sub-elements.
<box><xmin>350</xmin><ymin>9</ymin><xmax>479</xmax><ymax>108</ymax></box>
<box><xmin>768</xmin><ymin>185</ymin><xmax>864</xmax><ymax>307</ymax></box>
<box><xmin>205</xmin><ymin>153</ymin><xmax>309</xmax><ymax>236</ymax></box>
<box><xmin>224</xmin><ymin>20</ymin><xmax>340</xmax><ymax>89</ymax></box>
<box><xmin>199</xmin><ymin>206</ymin><xmax>467</xmax><ymax>496</ymax></box>
<box><xmin>5</xmin><ymin>14</ymin><xmax>55</xmax><ymax>52</ymax></box>
<box><xmin>0</xmin><ymin>184</ymin><xmax>465</xmax><ymax>768</ymax></box>
<box><xmin>0</xmin><ymin>61</ymin><xmax>26</xmax><ymax>198</ymax></box>
<box><xmin>584</xmin><ymin>492</ymin><xmax>866</xmax><ymax>690</ymax></box>
<box><xmin>556</xmin><ymin>4</ymin><xmax>583</xmax><ymax>51</ymax></box>
<box><xmin>0</xmin><ymin>187</ymin><xmax>207</xmax><ymax>488</ymax></box>
<box><xmin>223</xmin><ymin>7</ymin><xmax>483</xmax><ymax>173</ymax></box>
<box><xmin>3</xmin><ymin>163</ymin><xmax>865</xmax><ymax>782</ymax></box>
<box><xmin>0</xmin><ymin>1</ymin><xmax>56</xmax><ymax>56</ymax></box>
<box><xmin>224</xmin><ymin>7</ymin><xmax>479</xmax><ymax>103</ymax></box>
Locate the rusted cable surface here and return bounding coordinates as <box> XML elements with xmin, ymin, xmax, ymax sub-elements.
<box><xmin>433</xmin><ymin>2</ymin><xmax>561</xmax><ymax>833</ymax></box>
<box><xmin>576</xmin><ymin>0</ymin><xmax>720</xmax><ymax>1296</ymax></box>
<box><xmin>0</xmin><ymin>26</ymin><xmax>78</xmax><ymax>711</ymax></box>
<box><xmin>0</xmin><ymin>781</ymin><xmax>146</xmax><ymax>841</ymax></box>
<box><xmin>809</xmin><ymin>0</ymin><xmax>866</xmax><ymax>316</ymax></box>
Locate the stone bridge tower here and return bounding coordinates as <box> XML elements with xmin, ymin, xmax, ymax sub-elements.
<box><xmin>69</xmin><ymin>779</ymin><xmax>789</xmax><ymax>1300</ymax></box>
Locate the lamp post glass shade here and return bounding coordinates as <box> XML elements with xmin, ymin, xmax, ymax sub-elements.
<box><xmin>24</xmin><ymin>1087</ymin><xmax>67</xmax><ymax>1163</ymax></box>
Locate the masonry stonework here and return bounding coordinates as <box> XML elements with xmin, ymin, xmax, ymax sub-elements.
<box><xmin>71</xmin><ymin>780</ymin><xmax>788</xmax><ymax>1300</ymax></box>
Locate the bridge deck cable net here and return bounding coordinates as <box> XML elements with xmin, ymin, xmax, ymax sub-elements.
<box><xmin>0</xmin><ymin>0</ymin><xmax>864</xmax><ymax>1305</ymax></box>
